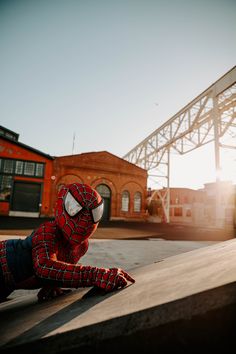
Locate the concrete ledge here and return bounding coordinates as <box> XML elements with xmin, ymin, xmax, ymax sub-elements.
<box><xmin>1</xmin><ymin>239</ymin><xmax>236</xmax><ymax>353</ymax></box>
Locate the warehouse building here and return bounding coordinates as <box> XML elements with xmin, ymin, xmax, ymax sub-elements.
<box><xmin>0</xmin><ymin>126</ymin><xmax>147</xmax><ymax>221</ymax></box>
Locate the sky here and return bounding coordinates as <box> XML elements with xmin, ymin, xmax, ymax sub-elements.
<box><xmin>0</xmin><ymin>0</ymin><xmax>235</xmax><ymax>190</ymax></box>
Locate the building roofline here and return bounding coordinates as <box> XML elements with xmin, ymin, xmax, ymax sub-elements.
<box><xmin>55</xmin><ymin>150</ymin><xmax>147</xmax><ymax>172</ymax></box>
<box><xmin>0</xmin><ymin>125</ymin><xmax>19</xmax><ymax>140</ymax></box>
<box><xmin>0</xmin><ymin>135</ymin><xmax>54</xmax><ymax>160</ymax></box>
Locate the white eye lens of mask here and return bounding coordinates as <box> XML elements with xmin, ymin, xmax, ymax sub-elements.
<box><xmin>92</xmin><ymin>201</ymin><xmax>104</xmax><ymax>223</ymax></box>
<box><xmin>64</xmin><ymin>191</ymin><xmax>83</xmax><ymax>216</ymax></box>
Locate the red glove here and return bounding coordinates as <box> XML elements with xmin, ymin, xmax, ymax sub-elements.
<box><xmin>93</xmin><ymin>267</ymin><xmax>135</xmax><ymax>292</ymax></box>
<box><xmin>37</xmin><ymin>268</ymin><xmax>135</xmax><ymax>300</ymax></box>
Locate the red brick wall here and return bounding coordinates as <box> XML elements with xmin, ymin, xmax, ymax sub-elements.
<box><xmin>149</xmin><ymin>187</ymin><xmax>205</xmax><ymax>224</ymax></box>
<box><xmin>0</xmin><ymin>139</ymin><xmax>148</xmax><ymax>220</ymax></box>
<box><xmin>51</xmin><ymin>151</ymin><xmax>147</xmax><ymax>220</ymax></box>
<box><xmin>0</xmin><ymin>137</ymin><xmax>53</xmax><ymax>217</ymax></box>
<box><xmin>0</xmin><ymin>201</ymin><xmax>9</xmax><ymax>215</ymax></box>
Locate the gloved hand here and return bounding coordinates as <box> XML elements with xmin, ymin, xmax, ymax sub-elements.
<box><xmin>93</xmin><ymin>267</ymin><xmax>135</xmax><ymax>292</ymax></box>
<box><xmin>37</xmin><ymin>286</ymin><xmax>72</xmax><ymax>302</ymax></box>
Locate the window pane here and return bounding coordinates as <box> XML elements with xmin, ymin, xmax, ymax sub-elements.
<box><xmin>24</xmin><ymin>162</ymin><xmax>35</xmax><ymax>176</ymax></box>
<box><xmin>134</xmin><ymin>192</ymin><xmax>141</xmax><ymax>212</ymax></box>
<box><xmin>121</xmin><ymin>191</ymin><xmax>129</xmax><ymax>212</ymax></box>
<box><xmin>35</xmin><ymin>163</ymin><xmax>44</xmax><ymax>177</ymax></box>
<box><xmin>96</xmin><ymin>184</ymin><xmax>111</xmax><ymax>198</ymax></box>
<box><xmin>186</xmin><ymin>209</ymin><xmax>191</xmax><ymax>217</ymax></box>
<box><xmin>3</xmin><ymin>159</ymin><xmax>14</xmax><ymax>173</ymax></box>
<box><xmin>15</xmin><ymin>160</ymin><xmax>24</xmax><ymax>175</ymax></box>
<box><xmin>174</xmin><ymin>207</ymin><xmax>183</xmax><ymax>216</ymax></box>
<box><xmin>0</xmin><ymin>175</ymin><xmax>12</xmax><ymax>201</ymax></box>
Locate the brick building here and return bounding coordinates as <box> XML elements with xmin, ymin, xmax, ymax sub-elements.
<box><xmin>52</xmin><ymin>151</ymin><xmax>147</xmax><ymax>221</ymax></box>
<box><xmin>204</xmin><ymin>181</ymin><xmax>235</xmax><ymax>228</ymax></box>
<box><xmin>147</xmin><ymin>187</ymin><xmax>205</xmax><ymax>224</ymax></box>
<box><xmin>0</xmin><ymin>126</ymin><xmax>54</xmax><ymax>217</ymax></box>
<box><xmin>0</xmin><ymin>126</ymin><xmax>147</xmax><ymax>221</ymax></box>
<box><xmin>148</xmin><ymin>184</ymin><xmax>235</xmax><ymax>229</ymax></box>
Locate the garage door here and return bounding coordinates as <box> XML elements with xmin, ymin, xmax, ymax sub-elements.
<box><xmin>11</xmin><ymin>181</ymin><xmax>41</xmax><ymax>214</ymax></box>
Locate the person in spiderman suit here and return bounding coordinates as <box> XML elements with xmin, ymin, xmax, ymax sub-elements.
<box><xmin>0</xmin><ymin>183</ymin><xmax>135</xmax><ymax>303</ymax></box>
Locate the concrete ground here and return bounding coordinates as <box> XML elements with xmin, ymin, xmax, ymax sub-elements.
<box><xmin>0</xmin><ymin>217</ymin><xmax>234</xmax><ymax>300</ymax></box>
<box><xmin>0</xmin><ymin>216</ymin><xmax>235</xmax><ymax>240</ymax></box>
<box><xmin>1</xmin><ymin>218</ymin><xmax>236</xmax><ymax>353</ymax></box>
<box><xmin>0</xmin><ymin>218</ymin><xmax>224</xmax><ymax>300</ymax></box>
<box><xmin>0</xmin><ymin>237</ymin><xmax>218</xmax><ymax>300</ymax></box>
<box><xmin>2</xmin><ymin>239</ymin><xmax>236</xmax><ymax>353</ymax></box>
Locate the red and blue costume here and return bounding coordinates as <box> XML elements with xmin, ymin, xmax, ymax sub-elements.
<box><xmin>0</xmin><ymin>183</ymin><xmax>135</xmax><ymax>302</ymax></box>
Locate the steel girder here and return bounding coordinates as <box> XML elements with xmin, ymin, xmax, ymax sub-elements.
<box><xmin>123</xmin><ymin>66</ymin><xmax>236</xmax><ymax>223</ymax></box>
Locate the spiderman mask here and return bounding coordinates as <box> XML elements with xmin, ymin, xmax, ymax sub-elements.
<box><xmin>55</xmin><ymin>183</ymin><xmax>103</xmax><ymax>244</ymax></box>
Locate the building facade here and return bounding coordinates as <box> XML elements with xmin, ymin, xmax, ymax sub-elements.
<box><xmin>3</xmin><ymin>125</ymin><xmax>233</xmax><ymax>227</ymax></box>
<box><xmin>147</xmin><ymin>183</ymin><xmax>236</xmax><ymax>229</ymax></box>
<box><xmin>0</xmin><ymin>126</ymin><xmax>54</xmax><ymax>217</ymax></box>
<box><xmin>203</xmin><ymin>181</ymin><xmax>235</xmax><ymax>228</ymax></box>
<box><xmin>0</xmin><ymin>127</ymin><xmax>147</xmax><ymax>221</ymax></box>
<box><xmin>52</xmin><ymin>151</ymin><xmax>147</xmax><ymax>221</ymax></box>
<box><xmin>147</xmin><ymin>187</ymin><xmax>205</xmax><ymax>224</ymax></box>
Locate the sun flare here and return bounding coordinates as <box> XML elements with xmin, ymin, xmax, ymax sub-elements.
<box><xmin>217</xmin><ymin>149</ymin><xmax>236</xmax><ymax>184</ymax></box>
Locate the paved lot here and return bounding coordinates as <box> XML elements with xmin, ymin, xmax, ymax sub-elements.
<box><xmin>0</xmin><ymin>236</ymin><xmax>219</xmax><ymax>311</ymax></box>
<box><xmin>1</xmin><ymin>217</ymin><xmax>227</xmax><ymax>301</ymax></box>
<box><xmin>0</xmin><ymin>216</ymin><xmax>235</xmax><ymax>240</ymax></box>
<box><xmin>0</xmin><ymin>216</ymin><xmax>234</xmax><ymax>300</ymax></box>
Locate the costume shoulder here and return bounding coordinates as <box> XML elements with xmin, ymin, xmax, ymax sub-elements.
<box><xmin>32</xmin><ymin>220</ymin><xmax>58</xmax><ymax>246</ymax></box>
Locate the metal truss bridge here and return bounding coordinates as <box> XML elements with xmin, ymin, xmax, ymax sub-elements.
<box><xmin>123</xmin><ymin>66</ymin><xmax>236</xmax><ymax>224</ymax></box>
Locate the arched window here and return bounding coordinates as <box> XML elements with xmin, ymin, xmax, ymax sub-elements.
<box><xmin>96</xmin><ymin>184</ymin><xmax>111</xmax><ymax>221</ymax></box>
<box><xmin>121</xmin><ymin>190</ymin><xmax>129</xmax><ymax>212</ymax></box>
<box><xmin>134</xmin><ymin>192</ymin><xmax>142</xmax><ymax>212</ymax></box>
<box><xmin>96</xmin><ymin>184</ymin><xmax>111</xmax><ymax>198</ymax></box>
